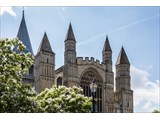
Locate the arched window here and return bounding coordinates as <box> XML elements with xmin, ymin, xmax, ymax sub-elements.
<box><xmin>57</xmin><ymin>77</ymin><xmax>62</xmax><ymax>87</ymax></box>
<box><xmin>29</xmin><ymin>65</ymin><xmax>34</xmax><ymax>75</ymax></box>
<box><xmin>47</xmin><ymin>58</ymin><xmax>49</xmax><ymax>63</ymax></box>
<box><xmin>80</xmin><ymin>68</ymin><xmax>103</xmax><ymax>112</ymax></box>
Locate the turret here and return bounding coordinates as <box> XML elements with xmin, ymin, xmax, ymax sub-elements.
<box><xmin>63</xmin><ymin>23</ymin><xmax>78</xmax><ymax>87</ymax></box>
<box><xmin>102</xmin><ymin>36</ymin><xmax>114</xmax><ymax>112</ymax></box>
<box><xmin>102</xmin><ymin>35</ymin><xmax>112</xmax><ymax>72</ymax></box>
<box><xmin>34</xmin><ymin>32</ymin><xmax>55</xmax><ymax>93</ymax></box>
<box><xmin>64</xmin><ymin>23</ymin><xmax>77</xmax><ymax>64</ymax></box>
<box><xmin>115</xmin><ymin>46</ymin><xmax>133</xmax><ymax>113</ymax></box>
<box><xmin>116</xmin><ymin>46</ymin><xmax>130</xmax><ymax>90</ymax></box>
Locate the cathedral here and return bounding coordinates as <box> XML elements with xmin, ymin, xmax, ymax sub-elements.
<box><xmin>16</xmin><ymin>10</ymin><xmax>133</xmax><ymax>113</ymax></box>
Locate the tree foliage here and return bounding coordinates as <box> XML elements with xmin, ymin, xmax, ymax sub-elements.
<box><xmin>0</xmin><ymin>38</ymin><xmax>92</xmax><ymax>113</ymax></box>
<box><xmin>36</xmin><ymin>85</ymin><xmax>92</xmax><ymax>113</ymax></box>
<box><xmin>0</xmin><ymin>38</ymin><xmax>37</xmax><ymax>112</ymax></box>
<box><xmin>152</xmin><ymin>109</ymin><xmax>160</xmax><ymax>113</ymax></box>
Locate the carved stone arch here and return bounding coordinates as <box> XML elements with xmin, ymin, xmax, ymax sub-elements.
<box><xmin>80</xmin><ymin>67</ymin><xmax>103</xmax><ymax>85</ymax></box>
<box><xmin>80</xmin><ymin>67</ymin><xmax>103</xmax><ymax>112</ymax></box>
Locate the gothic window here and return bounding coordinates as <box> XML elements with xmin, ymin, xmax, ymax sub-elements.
<box><xmin>50</xmin><ymin>66</ymin><xmax>52</xmax><ymax>76</ymax></box>
<box><xmin>46</xmin><ymin>65</ymin><xmax>48</xmax><ymax>76</ymax></box>
<box><xmin>86</xmin><ymin>86</ymin><xmax>89</xmax><ymax>96</ymax></box>
<box><xmin>97</xmin><ymin>88</ymin><xmax>99</xmax><ymax>98</ymax></box>
<box><xmin>80</xmin><ymin>69</ymin><xmax>103</xmax><ymax>112</ymax></box>
<box><xmin>83</xmin><ymin>85</ymin><xmax>86</xmax><ymax>95</ymax></box>
<box><xmin>127</xmin><ymin>101</ymin><xmax>129</xmax><ymax>107</ymax></box>
<box><xmin>47</xmin><ymin>58</ymin><xmax>49</xmax><ymax>63</ymax></box>
<box><xmin>29</xmin><ymin>65</ymin><xmax>34</xmax><ymax>75</ymax></box>
<box><xmin>57</xmin><ymin>77</ymin><xmax>62</xmax><ymax>87</ymax></box>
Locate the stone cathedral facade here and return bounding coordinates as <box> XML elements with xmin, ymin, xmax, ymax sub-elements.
<box><xmin>16</xmin><ymin>11</ymin><xmax>133</xmax><ymax>113</ymax></box>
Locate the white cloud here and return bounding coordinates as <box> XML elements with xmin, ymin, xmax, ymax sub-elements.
<box><xmin>0</xmin><ymin>7</ymin><xmax>16</xmax><ymax>16</ymax></box>
<box><xmin>130</xmin><ymin>65</ymin><xmax>159</xmax><ymax>112</ymax></box>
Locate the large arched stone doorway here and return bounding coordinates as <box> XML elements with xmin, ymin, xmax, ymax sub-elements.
<box><xmin>80</xmin><ymin>68</ymin><xmax>103</xmax><ymax>112</ymax></box>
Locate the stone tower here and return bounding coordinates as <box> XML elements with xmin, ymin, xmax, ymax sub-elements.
<box><xmin>102</xmin><ymin>36</ymin><xmax>114</xmax><ymax>112</ymax></box>
<box><xmin>34</xmin><ymin>32</ymin><xmax>55</xmax><ymax>93</ymax></box>
<box><xmin>16</xmin><ymin>10</ymin><xmax>34</xmax><ymax>86</ymax></box>
<box><xmin>115</xmin><ymin>47</ymin><xmax>133</xmax><ymax>113</ymax></box>
<box><xmin>63</xmin><ymin>23</ymin><xmax>79</xmax><ymax>87</ymax></box>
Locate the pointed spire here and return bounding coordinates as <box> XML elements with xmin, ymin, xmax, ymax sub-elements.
<box><xmin>65</xmin><ymin>23</ymin><xmax>76</xmax><ymax>41</ymax></box>
<box><xmin>22</xmin><ymin>9</ymin><xmax>24</xmax><ymax>19</ymax></box>
<box><xmin>17</xmin><ymin>9</ymin><xmax>33</xmax><ymax>55</ymax></box>
<box><xmin>22</xmin><ymin>7</ymin><xmax>25</xmax><ymax>19</ymax></box>
<box><xmin>103</xmin><ymin>35</ymin><xmax>112</xmax><ymax>52</ymax></box>
<box><xmin>116</xmin><ymin>46</ymin><xmax>130</xmax><ymax>65</ymax></box>
<box><xmin>37</xmin><ymin>32</ymin><xmax>53</xmax><ymax>53</ymax></box>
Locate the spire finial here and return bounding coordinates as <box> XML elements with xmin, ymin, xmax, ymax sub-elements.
<box><xmin>106</xmin><ymin>35</ymin><xmax>108</xmax><ymax>40</ymax></box>
<box><xmin>121</xmin><ymin>45</ymin><xmax>124</xmax><ymax>51</ymax></box>
<box><xmin>22</xmin><ymin>7</ymin><xmax>25</xmax><ymax>19</ymax></box>
<box><xmin>44</xmin><ymin>31</ymin><xmax>47</xmax><ymax>36</ymax></box>
<box><xmin>69</xmin><ymin>22</ymin><xmax>72</xmax><ymax>30</ymax></box>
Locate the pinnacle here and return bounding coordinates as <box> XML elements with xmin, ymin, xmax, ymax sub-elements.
<box><xmin>37</xmin><ymin>32</ymin><xmax>53</xmax><ymax>53</ymax></box>
<box><xmin>116</xmin><ymin>46</ymin><xmax>130</xmax><ymax>65</ymax></box>
<box><xmin>102</xmin><ymin>35</ymin><xmax>112</xmax><ymax>52</ymax></box>
<box><xmin>65</xmin><ymin>23</ymin><xmax>76</xmax><ymax>41</ymax></box>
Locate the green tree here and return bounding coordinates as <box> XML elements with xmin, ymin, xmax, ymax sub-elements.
<box><xmin>0</xmin><ymin>38</ymin><xmax>92</xmax><ymax>113</ymax></box>
<box><xmin>36</xmin><ymin>85</ymin><xmax>92</xmax><ymax>113</ymax></box>
<box><xmin>0</xmin><ymin>38</ymin><xmax>37</xmax><ymax>112</ymax></box>
<box><xmin>152</xmin><ymin>109</ymin><xmax>160</xmax><ymax>113</ymax></box>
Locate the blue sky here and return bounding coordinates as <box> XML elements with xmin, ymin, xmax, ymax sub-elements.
<box><xmin>0</xmin><ymin>6</ymin><xmax>159</xmax><ymax>112</ymax></box>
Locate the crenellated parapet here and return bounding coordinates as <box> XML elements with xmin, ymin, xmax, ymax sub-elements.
<box><xmin>77</xmin><ymin>57</ymin><xmax>106</xmax><ymax>69</ymax></box>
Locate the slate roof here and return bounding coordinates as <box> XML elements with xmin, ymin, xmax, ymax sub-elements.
<box><xmin>103</xmin><ymin>35</ymin><xmax>112</xmax><ymax>52</ymax></box>
<box><xmin>116</xmin><ymin>47</ymin><xmax>130</xmax><ymax>65</ymax></box>
<box><xmin>37</xmin><ymin>32</ymin><xmax>53</xmax><ymax>53</ymax></box>
<box><xmin>65</xmin><ymin>23</ymin><xmax>76</xmax><ymax>41</ymax></box>
<box><xmin>17</xmin><ymin>10</ymin><xmax>33</xmax><ymax>55</ymax></box>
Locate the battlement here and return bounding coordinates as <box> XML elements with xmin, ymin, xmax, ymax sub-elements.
<box><xmin>77</xmin><ymin>57</ymin><xmax>105</xmax><ymax>69</ymax></box>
